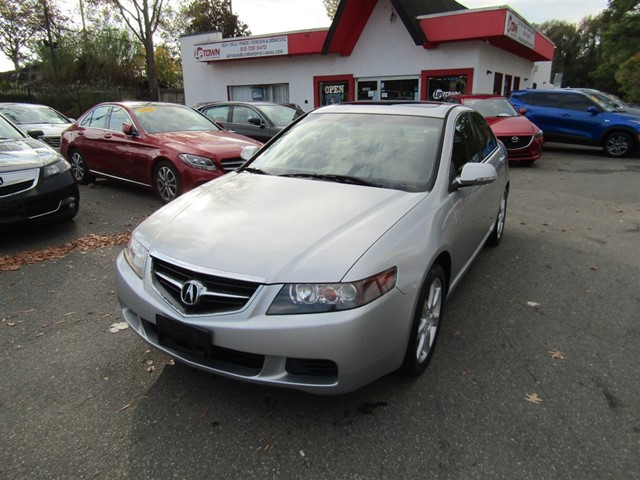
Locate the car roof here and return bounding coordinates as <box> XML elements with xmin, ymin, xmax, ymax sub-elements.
<box><xmin>0</xmin><ymin>102</ymin><xmax>57</xmax><ymax>109</ymax></box>
<box><xmin>510</xmin><ymin>89</ymin><xmax>588</xmax><ymax>95</ymax></box>
<box><xmin>447</xmin><ymin>94</ymin><xmax>507</xmax><ymax>100</ymax></box>
<box><xmin>194</xmin><ymin>101</ymin><xmax>295</xmax><ymax>108</ymax></box>
<box><xmin>312</xmin><ymin>101</ymin><xmax>462</xmax><ymax>119</ymax></box>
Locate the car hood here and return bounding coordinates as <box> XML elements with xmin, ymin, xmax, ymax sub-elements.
<box><xmin>485</xmin><ymin>116</ymin><xmax>540</xmax><ymax>136</ymax></box>
<box><xmin>18</xmin><ymin>123</ymin><xmax>72</xmax><ymax>136</ymax></box>
<box><xmin>0</xmin><ymin>137</ymin><xmax>61</xmax><ymax>172</ymax></box>
<box><xmin>150</xmin><ymin>131</ymin><xmax>261</xmax><ymax>154</ymax></box>
<box><xmin>137</xmin><ymin>173</ymin><xmax>425</xmax><ymax>283</ymax></box>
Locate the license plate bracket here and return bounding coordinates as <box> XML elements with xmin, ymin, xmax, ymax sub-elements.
<box><xmin>156</xmin><ymin>315</ymin><xmax>211</xmax><ymax>359</ymax></box>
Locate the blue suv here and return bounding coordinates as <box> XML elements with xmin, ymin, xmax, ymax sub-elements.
<box><xmin>509</xmin><ymin>89</ymin><xmax>640</xmax><ymax>157</ymax></box>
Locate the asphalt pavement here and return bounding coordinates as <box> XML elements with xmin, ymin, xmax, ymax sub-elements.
<box><xmin>1</xmin><ymin>144</ymin><xmax>639</xmax><ymax>479</ymax></box>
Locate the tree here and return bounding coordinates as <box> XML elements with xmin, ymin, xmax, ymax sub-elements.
<box><xmin>593</xmin><ymin>0</ymin><xmax>640</xmax><ymax>99</ymax></box>
<box><xmin>0</xmin><ymin>0</ymin><xmax>43</xmax><ymax>70</ymax></box>
<box><xmin>537</xmin><ymin>20</ymin><xmax>584</xmax><ymax>86</ymax></box>
<box><xmin>178</xmin><ymin>0</ymin><xmax>250</xmax><ymax>37</ymax></box>
<box><xmin>323</xmin><ymin>0</ymin><xmax>340</xmax><ymax>19</ymax></box>
<box><xmin>95</xmin><ymin>0</ymin><xmax>168</xmax><ymax>100</ymax></box>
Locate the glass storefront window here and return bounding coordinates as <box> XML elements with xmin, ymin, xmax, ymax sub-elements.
<box><xmin>320</xmin><ymin>81</ymin><xmax>350</xmax><ymax>106</ymax></box>
<box><xmin>229</xmin><ymin>84</ymin><xmax>289</xmax><ymax>103</ymax></box>
<box><xmin>357</xmin><ymin>78</ymin><xmax>419</xmax><ymax>102</ymax></box>
<box><xmin>427</xmin><ymin>75</ymin><xmax>468</xmax><ymax>101</ymax></box>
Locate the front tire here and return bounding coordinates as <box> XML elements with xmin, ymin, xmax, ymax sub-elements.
<box><xmin>153</xmin><ymin>161</ymin><xmax>182</xmax><ymax>203</ymax></box>
<box><xmin>487</xmin><ymin>189</ymin><xmax>508</xmax><ymax>247</ymax></box>
<box><xmin>401</xmin><ymin>264</ymin><xmax>446</xmax><ymax>376</ymax></box>
<box><xmin>603</xmin><ymin>132</ymin><xmax>633</xmax><ymax>158</ymax></box>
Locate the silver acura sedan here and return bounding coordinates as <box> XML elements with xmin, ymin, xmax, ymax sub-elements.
<box><xmin>116</xmin><ymin>102</ymin><xmax>509</xmax><ymax>394</ymax></box>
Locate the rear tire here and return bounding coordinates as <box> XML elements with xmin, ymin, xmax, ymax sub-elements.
<box><xmin>69</xmin><ymin>149</ymin><xmax>93</xmax><ymax>184</ymax></box>
<box><xmin>153</xmin><ymin>161</ymin><xmax>182</xmax><ymax>203</ymax></box>
<box><xmin>401</xmin><ymin>264</ymin><xmax>446</xmax><ymax>377</ymax></box>
<box><xmin>603</xmin><ymin>132</ymin><xmax>633</xmax><ymax>158</ymax></box>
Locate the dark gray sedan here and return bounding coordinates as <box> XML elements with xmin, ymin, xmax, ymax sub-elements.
<box><xmin>0</xmin><ymin>114</ymin><xmax>79</xmax><ymax>229</ymax></box>
<box><xmin>195</xmin><ymin>101</ymin><xmax>303</xmax><ymax>142</ymax></box>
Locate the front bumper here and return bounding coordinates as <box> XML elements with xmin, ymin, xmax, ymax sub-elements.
<box><xmin>115</xmin><ymin>253</ymin><xmax>415</xmax><ymax>394</ymax></box>
<box><xmin>0</xmin><ymin>172</ymin><xmax>79</xmax><ymax>229</ymax></box>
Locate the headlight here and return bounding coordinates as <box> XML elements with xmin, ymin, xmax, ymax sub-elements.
<box><xmin>534</xmin><ymin>130</ymin><xmax>543</xmax><ymax>139</ymax></box>
<box><xmin>123</xmin><ymin>235</ymin><xmax>148</xmax><ymax>278</ymax></box>
<box><xmin>267</xmin><ymin>267</ymin><xmax>397</xmax><ymax>315</ymax></box>
<box><xmin>178</xmin><ymin>153</ymin><xmax>218</xmax><ymax>171</ymax></box>
<box><xmin>43</xmin><ymin>159</ymin><xmax>71</xmax><ymax>178</ymax></box>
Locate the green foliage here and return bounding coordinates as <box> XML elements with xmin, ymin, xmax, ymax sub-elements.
<box><xmin>323</xmin><ymin>0</ymin><xmax>340</xmax><ymax>19</ymax></box>
<box><xmin>0</xmin><ymin>0</ymin><xmax>47</xmax><ymax>69</ymax></box>
<box><xmin>178</xmin><ymin>0</ymin><xmax>250</xmax><ymax>37</ymax></box>
<box><xmin>538</xmin><ymin>1</ymin><xmax>640</xmax><ymax>101</ymax></box>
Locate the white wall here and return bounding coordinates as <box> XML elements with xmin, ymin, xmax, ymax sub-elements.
<box><xmin>180</xmin><ymin>0</ymin><xmax>546</xmax><ymax>108</ymax></box>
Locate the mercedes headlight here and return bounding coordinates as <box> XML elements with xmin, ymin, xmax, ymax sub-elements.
<box><xmin>178</xmin><ymin>153</ymin><xmax>218</xmax><ymax>171</ymax></box>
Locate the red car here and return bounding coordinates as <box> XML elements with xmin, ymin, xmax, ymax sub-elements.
<box><xmin>60</xmin><ymin>101</ymin><xmax>262</xmax><ymax>202</ymax></box>
<box><xmin>445</xmin><ymin>94</ymin><xmax>543</xmax><ymax>164</ymax></box>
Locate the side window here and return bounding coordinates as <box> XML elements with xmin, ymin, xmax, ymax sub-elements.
<box><xmin>451</xmin><ymin>113</ymin><xmax>483</xmax><ymax>177</ymax></box>
<box><xmin>521</xmin><ymin>93</ymin><xmax>556</xmax><ymax>107</ymax></box>
<box><xmin>108</xmin><ymin>107</ymin><xmax>132</xmax><ymax>132</ymax></box>
<box><xmin>232</xmin><ymin>106</ymin><xmax>262</xmax><ymax>125</ymax></box>
<box><xmin>81</xmin><ymin>106</ymin><xmax>110</xmax><ymax>129</ymax></box>
<box><xmin>470</xmin><ymin>112</ymin><xmax>497</xmax><ymax>160</ymax></box>
<box><xmin>558</xmin><ymin>93</ymin><xmax>596</xmax><ymax>111</ymax></box>
<box><xmin>203</xmin><ymin>106</ymin><xmax>229</xmax><ymax>123</ymax></box>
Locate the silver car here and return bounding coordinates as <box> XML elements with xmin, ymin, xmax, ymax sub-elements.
<box><xmin>0</xmin><ymin>103</ymin><xmax>74</xmax><ymax>150</ymax></box>
<box><xmin>116</xmin><ymin>102</ymin><xmax>509</xmax><ymax>394</ymax></box>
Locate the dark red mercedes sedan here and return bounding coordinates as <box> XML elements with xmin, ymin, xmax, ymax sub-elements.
<box><xmin>445</xmin><ymin>94</ymin><xmax>543</xmax><ymax>165</ymax></box>
<box><xmin>60</xmin><ymin>102</ymin><xmax>262</xmax><ymax>202</ymax></box>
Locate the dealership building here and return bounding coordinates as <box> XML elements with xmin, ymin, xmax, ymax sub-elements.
<box><xmin>180</xmin><ymin>0</ymin><xmax>554</xmax><ymax>111</ymax></box>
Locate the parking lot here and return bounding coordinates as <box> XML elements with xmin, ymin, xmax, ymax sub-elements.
<box><xmin>1</xmin><ymin>144</ymin><xmax>639</xmax><ymax>479</ymax></box>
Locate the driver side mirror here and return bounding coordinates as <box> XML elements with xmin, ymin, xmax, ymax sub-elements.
<box><xmin>122</xmin><ymin>123</ymin><xmax>138</xmax><ymax>136</ymax></box>
<box><xmin>27</xmin><ymin>129</ymin><xmax>45</xmax><ymax>139</ymax></box>
<box><xmin>587</xmin><ymin>106</ymin><xmax>600</xmax><ymax>115</ymax></box>
<box><xmin>450</xmin><ymin>163</ymin><xmax>497</xmax><ymax>192</ymax></box>
<box><xmin>248</xmin><ymin>117</ymin><xmax>264</xmax><ymax>127</ymax></box>
<box><xmin>518</xmin><ymin>108</ymin><xmax>527</xmax><ymax>115</ymax></box>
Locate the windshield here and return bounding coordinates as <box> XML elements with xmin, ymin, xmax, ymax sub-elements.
<box><xmin>133</xmin><ymin>105</ymin><xmax>222</xmax><ymax>134</ymax></box>
<box><xmin>0</xmin><ymin>115</ymin><xmax>25</xmax><ymax>140</ymax></box>
<box><xmin>258</xmin><ymin>105</ymin><xmax>302</xmax><ymax>126</ymax></box>
<box><xmin>0</xmin><ymin>105</ymin><xmax>70</xmax><ymax>125</ymax></box>
<box><xmin>464</xmin><ymin>98</ymin><xmax>518</xmax><ymax>118</ymax></box>
<box><xmin>246</xmin><ymin>112</ymin><xmax>443</xmax><ymax>192</ymax></box>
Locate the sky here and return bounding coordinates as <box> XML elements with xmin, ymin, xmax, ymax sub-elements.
<box><xmin>0</xmin><ymin>0</ymin><xmax>610</xmax><ymax>72</ymax></box>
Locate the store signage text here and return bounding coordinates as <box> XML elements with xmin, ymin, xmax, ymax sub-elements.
<box><xmin>324</xmin><ymin>85</ymin><xmax>345</xmax><ymax>94</ymax></box>
<box><xmin>194</xmin><ymin>36</ymin><xmax>288</xmax><ymax>62</ymax></box>
<box><xmin>431</xmin><ymin>89</ymin><xmax>459</xmax><ymax>100</ymax></box>
<box><xmin>504</xmin><ymin>11</ymin><xmax>535</xmax><ymax>49</ymax></box>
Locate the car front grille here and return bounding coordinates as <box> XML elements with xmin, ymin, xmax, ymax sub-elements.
<box><xmin>220</xmin><ymin>157</ymin><xmax>245</xmax><ymax>172</ymax></box>
<box><xmin>0</xmin><ymin>169</ymin><xmax>38</xmax><ymax>197</ymax></box>
<box><xmin>41</xmin><ymin>136</ymin><xmax>61</xmax><ymax>149</ymax></box>
<box><xmin>498</xmin><ymin>135</ymin><xmax>533</xmax><ymax>149</ymax></box>
<box><xmin>151</xmin><ymin>256</ymin><xmax>261</xmax><ymax>315</ymax></box>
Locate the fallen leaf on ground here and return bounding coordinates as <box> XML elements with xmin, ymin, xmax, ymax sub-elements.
<box><xmin>549</xmin><ymin>349</ymin><xmax>566</xmax><ymax>359</ymax></box>
<box><xmin>525</xmin><ymin>393</ymin><xmax>543</xmax><ymax>405</ymax></box>
<box><xmin>119</xmin><ymin>400</ymin><xmax>134</xmax><ymax>411</ymax></box>
<box><xmin>527</xmin><ymin>301</ymin><xmax>541</xmax><ymax>308</ymax></box>
<box><xmin>109</xmin><ymin>322</ymin><xmax>129</xmax><ymax>333</ymax></box>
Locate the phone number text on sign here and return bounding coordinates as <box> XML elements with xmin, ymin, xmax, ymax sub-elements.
<box><xmin>194</xmin><ymin>36</ymin><xmax>289</xmax><ymax>62</ymax></box>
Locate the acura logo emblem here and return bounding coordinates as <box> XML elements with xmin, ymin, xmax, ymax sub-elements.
<box><xmin>511</xmin><ymin>136</ymin><xmax>519</xmax><ymax>143</ymax></box>
<box><xmin>181</xmin><ymin>280</ymin><xmax>205</xmax><ymax>306</ymax></box>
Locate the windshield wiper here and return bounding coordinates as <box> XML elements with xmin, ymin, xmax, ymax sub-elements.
<box><xmin>279</xmin><ymin>172</ymin><xmax>382</xmax><ymax>187</ymax></box>
<box><xmin>242</xmin><ymin>167</ymin><xmax>271</xmax><ymax>175</ymax></box>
